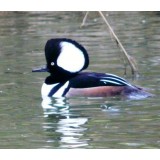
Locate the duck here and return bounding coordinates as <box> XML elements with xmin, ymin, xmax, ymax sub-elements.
<box><xmin>32</xmin><ymin>38</ymin><xmax>152</xmax><ymax>99</ymax></box>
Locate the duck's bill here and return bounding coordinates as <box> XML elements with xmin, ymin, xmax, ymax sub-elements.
<box><xmin>32</xmin><ymin>65</ymin><xmax>48</xmax><ymax>72</ymax></box>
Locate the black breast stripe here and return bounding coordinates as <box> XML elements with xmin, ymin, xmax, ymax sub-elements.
<box><xmin>48</xmin><ymin>82</ymin><xmax>65</xmax><ymax>97</ymax></box>
<box><xmin>62</xmin><ymin>86</ymin><xmax>70</xmax><ymax>96</ymax></box>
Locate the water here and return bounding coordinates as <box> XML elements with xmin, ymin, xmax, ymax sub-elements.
<box><xmin>0</xmin><ymin>11</ymin><xmax>159</xmax><ymax>149</ymax></box>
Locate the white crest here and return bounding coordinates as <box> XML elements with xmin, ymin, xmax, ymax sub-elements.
<box><xmin>57</xmin><ymin>42</ymin><xmax>85</xmax><ymax>73</ymax></box>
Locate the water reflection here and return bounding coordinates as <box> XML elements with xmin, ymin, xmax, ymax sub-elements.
<box><xmin>42</xmin><ymin>97</ymin><xmax>89</xmax><ymax>148</ymax></box>
<box><xmin>41</xmin><ymin>97</ymin><xmax>123</xmax><ymax>148</ymax></box>
<box><xmin>42</xmin><ymin>97</ymin><xmax>70</xmax><ymax>116</ymax></box>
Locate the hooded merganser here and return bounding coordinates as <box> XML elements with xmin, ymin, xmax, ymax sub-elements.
<box><xmin>32</xmin><ymin>38</ymin><xmax>152</xmax><ymax>99</ymax></box>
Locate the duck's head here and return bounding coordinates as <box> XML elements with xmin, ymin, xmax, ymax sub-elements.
<box><xmin>32</xmin><ymin>38</ymin><xmax>89</xmax><ymax>79</ymax></box>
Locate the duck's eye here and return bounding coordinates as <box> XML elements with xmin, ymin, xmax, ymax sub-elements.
<box><xmin>51</xmin><ymin>62</ymin><xmax>54</xmax><ymax>66</ymax></box>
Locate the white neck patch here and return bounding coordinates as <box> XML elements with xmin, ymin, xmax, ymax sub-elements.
<box><xmin>57</xmin><ymin>42</ymin><xmax>85</xmax><ymax>73</ymax></box>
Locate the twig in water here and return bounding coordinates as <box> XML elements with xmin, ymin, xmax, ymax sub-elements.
<box><xmin>98</xmin><ymin>11</ymin><xmax>138</xmax><ymax>76</ymax></box>
<box><xmin>80</xmin><ymin>11</ymin><xmax>89</xmax><ymax>27</ymax></box>
<box><xmin>81</xmin><ymin>11</ymin><xmax>139</xmax><ymax>76</ymax></box>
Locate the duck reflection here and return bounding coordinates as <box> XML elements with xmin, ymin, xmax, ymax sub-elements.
<box><xmin>41</xmin><ymin>97</ymin><xmax>89</xmax><ymax>148</ymax></box>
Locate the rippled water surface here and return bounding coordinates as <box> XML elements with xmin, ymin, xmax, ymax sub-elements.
<box><xmin>0</xmin><ymin>11</ymin><xmax>159</xmax><ymax>149</ymax></box>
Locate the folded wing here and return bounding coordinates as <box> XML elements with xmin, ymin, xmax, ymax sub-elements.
<box><xmin>69</xmin><ymin>72</ymin><xmax>131</xmax><ymax>88</ymax></box>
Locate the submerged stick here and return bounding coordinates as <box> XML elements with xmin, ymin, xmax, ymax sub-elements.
<box><xmin>81</xmin><ymin>11</ymin><xmax>138</xmax><ymax>76</ymax></box>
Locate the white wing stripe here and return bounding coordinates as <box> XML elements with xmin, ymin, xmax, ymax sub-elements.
<box><xmin>104</xmin><ymin>73</ymin><xmax>127</xmax><ymax>82</ymax></box>
<box><xmin>106</xmin><ymin>77</ymin><xmax>128</xmax><ymax>85</ymax></box>
<box><xmin>100</xmin><ymin>79</ymin><xmax>124</xmax><ymax>85</ymax></box>
<box><xmin>100</xmin><ymin>77</ymin><xmax>130</xmax><ymax>86</ymax></box>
